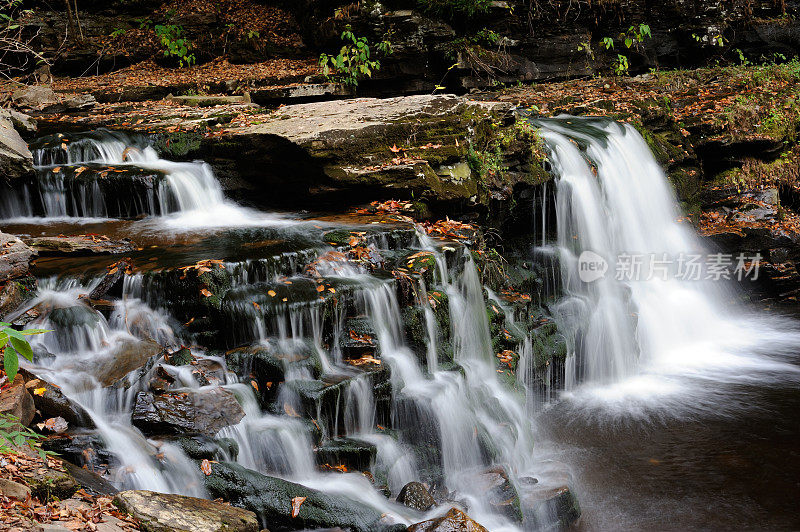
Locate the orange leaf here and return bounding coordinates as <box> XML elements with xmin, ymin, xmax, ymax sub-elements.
<box><xmin>316</xmin><ymin>285</ymin><xmax>325</xmax><ymax>293</ymax></box>
<box><xmin>291</xmin><ymin>496</ymin><xmax>307</xmax><ymax>518</ymax></box>
<box><xmin>250</xmin><ymin>379</ymin><xmax>259</xmax><ymax>392</ymax></box>
<box><xmin>200</xmin><ymin>288</ymin><xmax>213</xmax><ymax>297</ymax></box>
<box><xmin>284</xmin><ymin>403</ymin><xmax>300</xmax><ymax>417</ymax></box>
<box><xmin>200</xmin><ymin>459</ymin><xmax>213</xmax><ymax>476</ymax></box>
<box><xmin>267</xmin><ymin>290</ymin><xmax>276</xmax><ymax>297</ymax></box>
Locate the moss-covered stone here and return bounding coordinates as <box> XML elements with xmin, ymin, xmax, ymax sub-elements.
<box><xmin>204</xmin><ymin>461</ymin><xmax>402</xmax><ymax>531</ymax></box>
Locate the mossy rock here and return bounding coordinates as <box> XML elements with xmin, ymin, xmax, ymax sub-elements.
<box><xmin>204</xmin><ymin>461</ymin><xmax>403</xmax><ymax>531</ymax></box>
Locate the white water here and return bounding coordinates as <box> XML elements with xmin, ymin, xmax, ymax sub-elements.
<box><xmin>1</xmin><ymin>129</ymin><xmax>293</xmax><ymax>230</ymax></box>
<box><xmin>536</xmin><ymin>117</ymin><xmax>800</xmax><ymax>416</ymax></box>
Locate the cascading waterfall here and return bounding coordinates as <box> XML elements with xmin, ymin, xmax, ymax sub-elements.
<box><xmin>535</xmin><ymin>116</ymin><xmax>800</xmax><ymax>408</ymax></box>
<box><xmin>8</xmin><ymin>278</ymin><xmax>208</xmax><ymax>497</ymax></box>
<box><xmin>0</xmin><ymin>129</ymin><xmax>290</xmax><ymax>228</ymax></box>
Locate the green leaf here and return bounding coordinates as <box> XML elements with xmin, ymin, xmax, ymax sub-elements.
<box><xmin>3</xmin><ymin>345</ymin><xmax>19</xmax><ymax>382</ymax></box>
<box><xmin>20</xmin><ymin>329</ymin><xmax>49</xmax><ymax>336</ymax></box>
<box><xmin>3</xmin><ymin>328</ymin><xmax>23</xmax><ymax>340</ymax></box>
<box><xmin>9</xmin><ymin>337</ymin><xmax>32</xmax><ymax>361</ymax></box>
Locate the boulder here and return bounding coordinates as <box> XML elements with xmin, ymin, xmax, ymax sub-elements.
<box><xmin>0</xmin><ymin>232</ymin><xmax>37</xmax><ymax>282</ymax></box>
<box><xmin>11</xmin><ymin>85</ymin><xmax>59</xmax><ymax>108</ymax></box>
<box><xmin>408</xmin><ymin>507</ymin><xmax>489</xmax><ymax>532</ymax></box>
<box><xmin>113</xmin><ymin>489</ymin><xmax>259</xmax><ymax>532</ymax></box>
<box><xmin>131</xmin><ymin>387</ymin><xmax>245</xmax><ymax>436</ymax></box>
<box><xmin>397</xmin><ymin>481</ymin><xmax>436</xmax><ymax>512</ymax></box>
<box><xmin>0</xmin><ymin>478</ymin><xmax>31</xmax><ymax>500</ymax></box>
<box><xmin>24</xmin><ymin>377</ymin><xmax>93</xmax><ymax>427</ymax></box>
<box><xmin>25</xmin><ymin>236</ymin><xmax>137</xmax><ymax>256</ymax></box>
<box><xmin>0</xmin><ymin>111</ymin><xmax>33</xmax><ymax>181</ymax></box>
<box><xmin>0</xmin><ymin>381</ymin><xmax>35</xmax><ymax>426</ymax></box>
<box><xmin>2</xmin><ymin>109</ymin><xmax>37</xmax><ymax>137</ymax></box>
<box><xmin>0</xmin><ymin>280</ymin><xmax>33</xmax><ymax>321</ymax></box>
<box><xmin>94</xmin><ymin>338</ymin><xmax>164</xmax><ymax>387</ymax></box>
<box><xmin>204</xmin><ymin>461</ymin><xmax>401</xmax><ymax>531</ymax></box>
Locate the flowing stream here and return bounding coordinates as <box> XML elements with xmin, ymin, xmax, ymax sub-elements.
<box><xmin>3</xmin><ymin>121</ymin><xmax>800</xmax><ymax>530</ymax></box>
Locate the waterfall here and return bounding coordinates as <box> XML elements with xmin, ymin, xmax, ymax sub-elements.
<box><xmin>0</xmin><ymin>129</ymin><xmax>290</xmax><ymax>229</ymax></box>
<box><xmin>535</xmin><ymin>116</ymin><xmax>800</xmax><ymax>408</ymax></box>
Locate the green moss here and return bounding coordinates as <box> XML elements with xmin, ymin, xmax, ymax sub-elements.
<box><xmin>152</xmin><ymin>129</ymin><xmax>205</xmax><ymax>158</ymax></box>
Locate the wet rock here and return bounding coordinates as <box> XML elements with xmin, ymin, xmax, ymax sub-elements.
<box><xmin>153</xmin><ymin>434</ymin><xmax>239</xmax><ymax>461</ymax></box>
<box><xmin>88</xmin><ymin>260</ymin><xmax>131</xmax><ymax>300</ymax></box>
<box><xmin>226</xmin><ymin>341</ymin><xmax>321</xmax><ymax>403</ymax></box>
<box><xmin>0</xmin><ymin>232</ymin><xmax>37</xmax><ymax>281</ymax></box>
<box><xmin>519</xmin><ymin>462</ymin><xmax>581</xmax><ymax>529</ymax></box>
<box><xmin>131</xmin><ymin>387</ymin><xmax>245</xmax><ymax>436</ymax></box>
<box><xmin>315</xmin><ymin>438</ymin><xmax>376</xmax><ymax>472</ymax></box>
<box><xmin>11</xmin><ymin>85</ymin><xmax>59</xmax><ymax>108</ymax></box>
<box><xmin>24</xmin><ymin>377</ymin><xmax>93</xmax><ymax>427</ymax></box>
<box><xmin>408</xmin><ymin>507</ymin><xmax>488</xmax><ymax>532</ymax></box>
<box><xmin>0</xmin><ymin>381</ymin><xmax>35</xmax><ymax>426</ymax></box>
<box><xmin>0</xmin><ymin>478</ymin><xmax>31</xmax><ymax>500</ymax></box>
<box><xmin>204</xmin><ymin>461</ymin><xmax>399</xmax><ymax>531</ymax></box>
<box><xmin>114</xmin><ymin>489</ymin><xmax>259</xmax><ymax>532</ymax></box>
<box><xmin>61</xmin><ymin>460</ymin><xmax>118</xmax><ymax>496</ymax></box>
<box><xmin>42</xmin><ymin>432</ymin><xmax>114</xmax><ymax>470</ymax></box>
<box><xmin>95</xmin><ymin>338</ymin><xmax>164</xmax><ymax>387</ymax></box>
<box><xmin>0</xmin><ymin>279</ymin><xmax>34</xmax><ymax>321</ymax></box>
<box><xmin>473</xmin><ymin>466</ymin><xmax>522</xmax><ymax>522</ymax></box>
<box><xmin>397</xmin><ymin>481</ymin><xmax>436</xmax><ymax>512</ymax></box>
<box><xmin>25</xmin><ymin>235</ymin><xmax>136</xmax><ymax>256</ymax></box>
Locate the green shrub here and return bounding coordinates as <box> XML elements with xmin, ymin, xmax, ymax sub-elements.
<box><xmin>155</xmin><ymin>23</ymin><xmax>196</xmax><ymax>67</ymax></box>
<box><xmin>319</xmin><ymin>25</ymin><xmax>392</xmax><ymax>87</ymax></box>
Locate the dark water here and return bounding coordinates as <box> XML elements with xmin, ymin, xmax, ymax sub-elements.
<box><xmin>538</xmin><ymin>346</ymin><xmax>800</xmax><ymax>531</ymax></box>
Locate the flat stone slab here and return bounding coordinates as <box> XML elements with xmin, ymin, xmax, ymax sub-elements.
<box><xmin>114</xmin><ymin>489</ymin><xmax>259</xmax><ymax>532</ymax></box>
<box><xmin>25</xmin><ymin>235</ymin><xmax>137</xmax><ymax>256</ymax></box>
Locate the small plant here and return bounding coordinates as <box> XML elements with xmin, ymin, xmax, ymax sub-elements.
<box><xmin>155</xmin><ymin>23</ymin><xmax>196</xmax><ymax>67</ymax></box>
<box><xmin>110</xmin><ymin>27</ymin><xmax>126</xmax><ymax>38</ymax></box>
<box><xmin>1</xmin><ymin>323</ymin><xmax>47</xmax><ymax>383</ymax></box>
<box><xmin>319</xmin><ymin>25</ymin><xmax>392</xmax><ymax>87</ymax></box>
<box><xmin>0</xmin><ymin>414</ymin><xmax>50</xmax><ymax>460</ymax></box>
<box><xmin>596</xmin><ymin>23</ymin><xmax>652</xmax><ymax>75</ymax></box>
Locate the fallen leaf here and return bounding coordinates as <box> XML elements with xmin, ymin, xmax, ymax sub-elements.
<box><xmin>200</xmin><ymin>288</ymin><xmax>213</xmax><ymax>297</ymax></box>
<box><xmin>201</xmin><ymin>459</ymin><xmax>213</xmax><ymax>475</ymax></box>
<box><xmin>33</xmin><ymin>387</ymin><xmax>47</xmax><ymax>396</ymax></box>
<box><xmin>291</xmin><ymin>496</ymin><xmax>307</xmax><ymax>518</ymax></box>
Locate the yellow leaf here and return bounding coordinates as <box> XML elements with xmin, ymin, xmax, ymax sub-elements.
<box><xmin>33</xmin><ymin>387</ymin><xmax>47</xmax><ymax>396</ymax></box>
<box><xmin>267</xmin><ymin>290</ymin><xmax>276</xmax><ymax>297</ymax></box>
